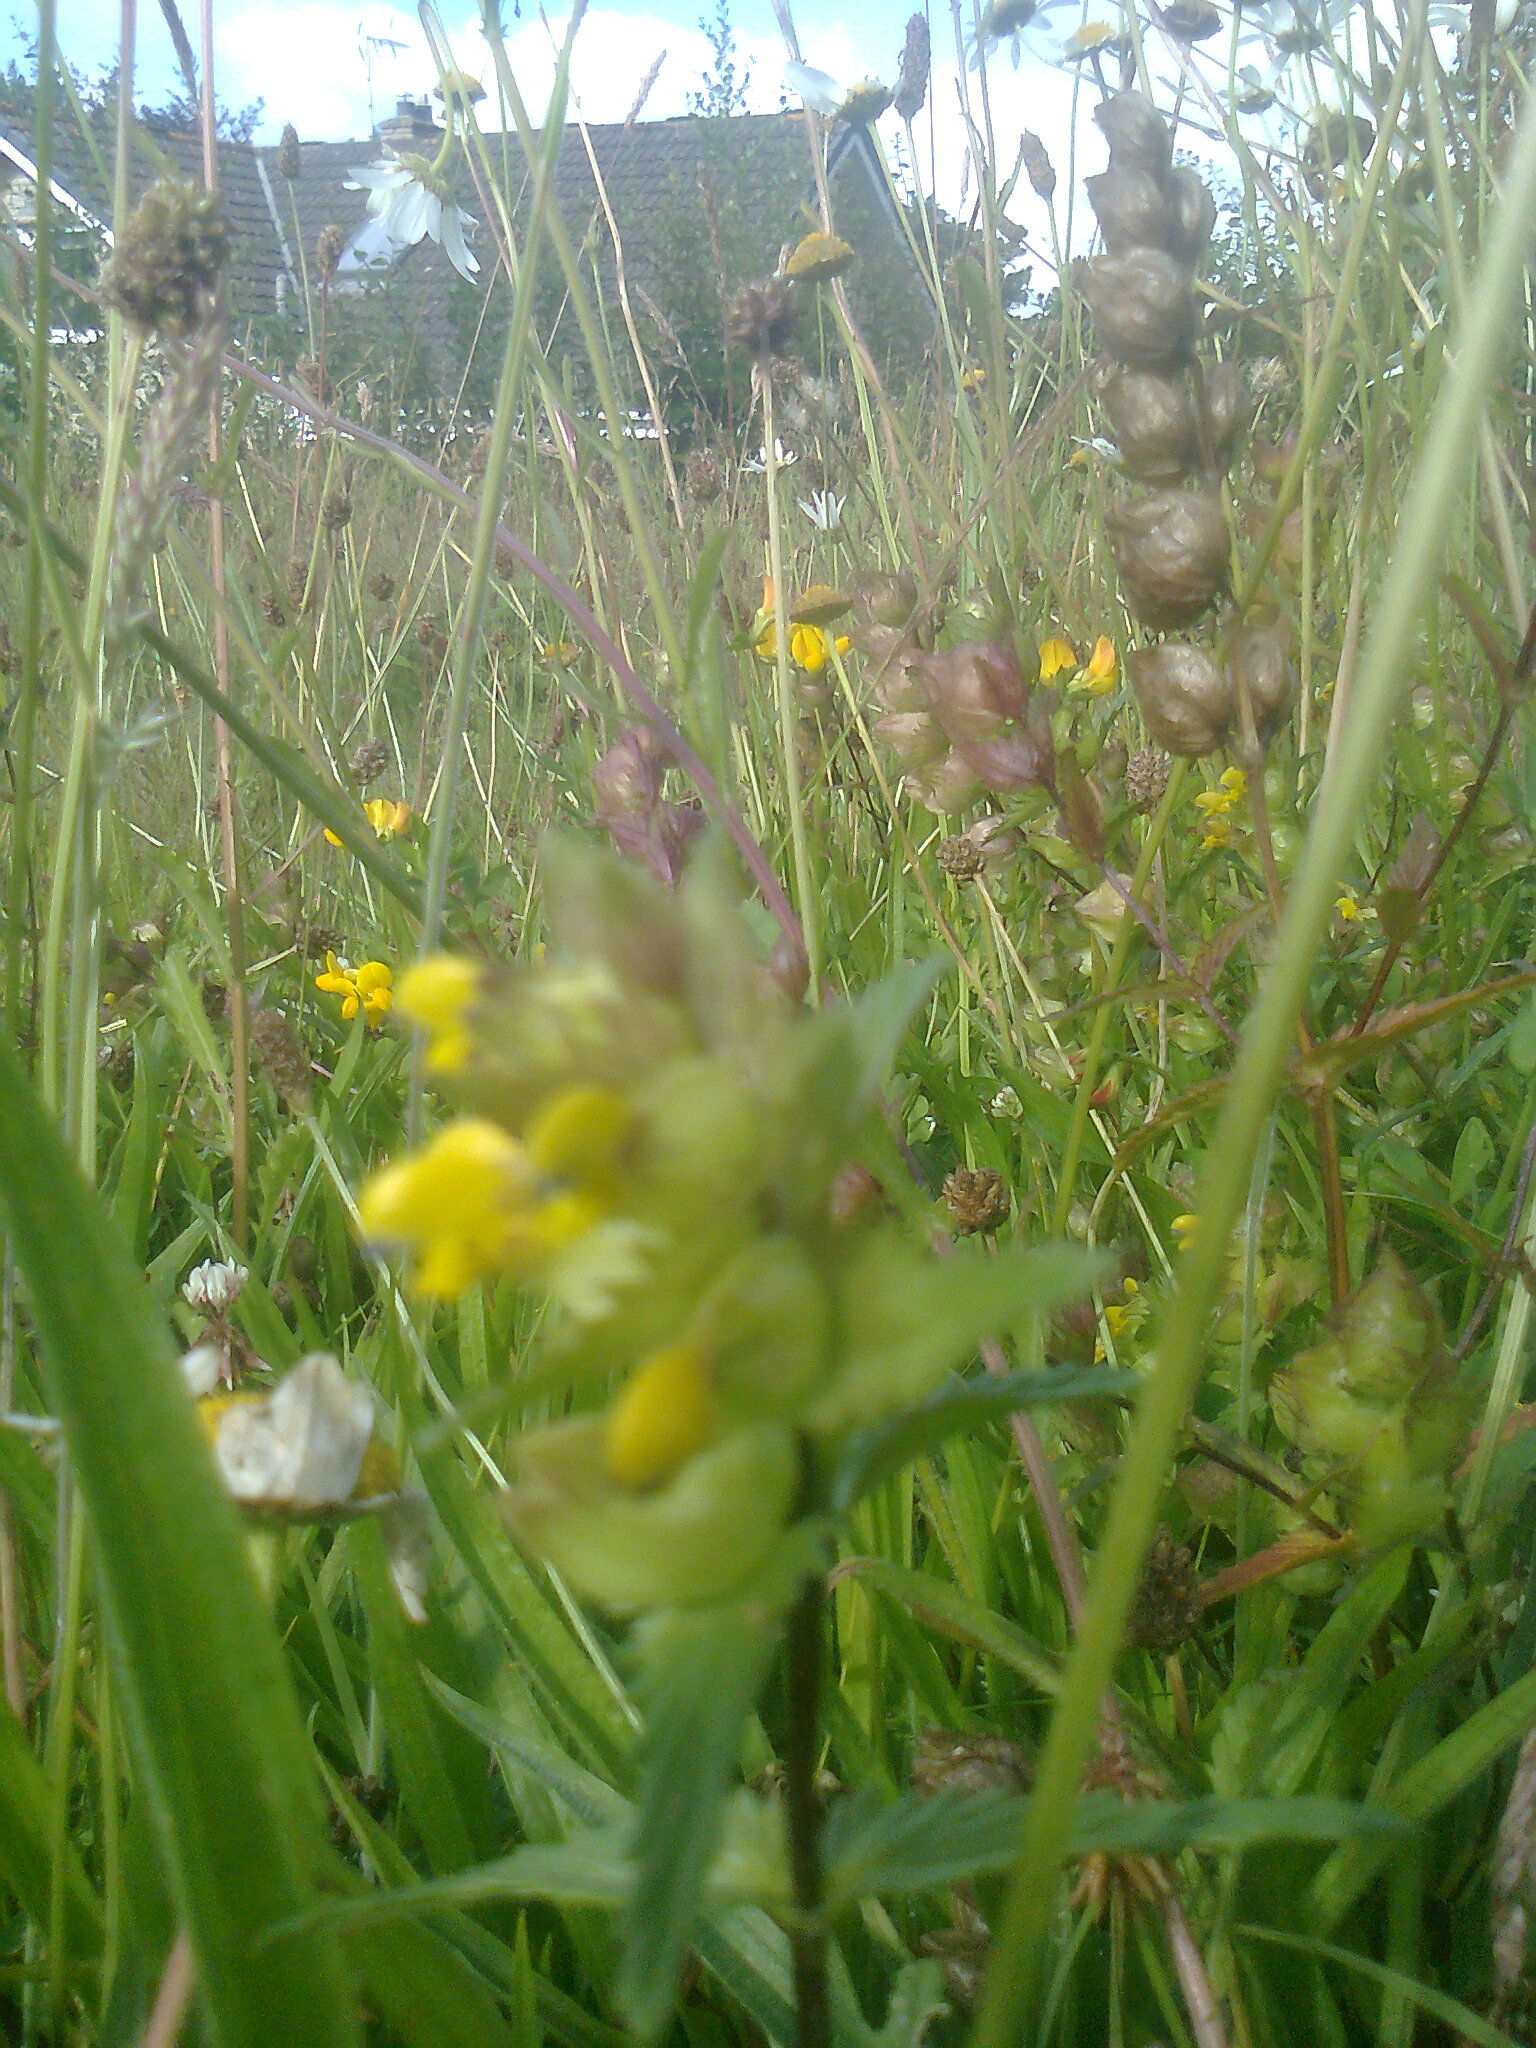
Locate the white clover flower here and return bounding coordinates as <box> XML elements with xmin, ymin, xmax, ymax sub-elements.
<box><xmin>345</xmin><ymin>155</ymin><xmax>481</xmax><ymax>282</ymax></box>
<box><xmin>989</xmin><ymin>1085</ymin><xmax>1024</xmax><ymax>1119</ymax></box>
<box><xmin>799</xmin><ymin>489</ymin><xmax>846</xmax><ymax>530</ymax></box>
<box><xmin>183</xmin><ymin>1258</ymin><xmax>248</xmax><ymax>1314</ymax></box>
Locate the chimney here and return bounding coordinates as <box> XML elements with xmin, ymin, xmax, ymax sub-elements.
<box><xmin>375</xmin><ymin>94</ymin><xmax>441</xmax><ymax>151</ymax></box>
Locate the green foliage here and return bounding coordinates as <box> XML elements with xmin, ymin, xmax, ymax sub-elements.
<box><xmin>6</xmin><ymin>7</ymin><xmax>1536</xmax><ymax>2044</ymax></box>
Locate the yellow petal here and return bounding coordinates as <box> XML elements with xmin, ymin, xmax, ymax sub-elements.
<box><xmin>603</xmin><ymin>1344</ymin><xmax>720</xmax><ymax>1491</ymax></box>
<box><xmin>1038</xmin><ymin>636</ymin><xmax>1077</xmax><ymax>682</ymax></box>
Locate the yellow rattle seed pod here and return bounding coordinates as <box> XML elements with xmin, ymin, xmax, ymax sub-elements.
<box><xmin>603</xmin><ymin>1344</ymin><xmax>719</xmax><ymax>1492</ymax></box>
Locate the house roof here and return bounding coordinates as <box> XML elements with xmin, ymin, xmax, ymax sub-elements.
<box><xmin>0</xmin><ymin>101</ymin><xmax>903</xmax><ymax>362</ymax></box>
<box><xmin>0</xmin><ymin>101</ymin><xmax>288</xmax><ymax>328</ymax></box>
<box><xmin>264</xmin><ymin>110</ymin><xmax>824</xmax><ymax>293</ymax></box>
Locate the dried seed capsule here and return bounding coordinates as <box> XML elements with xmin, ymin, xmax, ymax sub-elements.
<box><xmin>917</xmin><ymin>642</ymin><xmax>1055</xmax><ymax>795</ymax></box>
<box><xmin>1106</xmin><ymin>486</ymin><xmax>1230</xmax><ymax>629</ymax></box>
<box><xmin>1163</xmin><ymin>164</ymin><xmax>1217</xmax><ymax>258</ymax></box>
<box><xmin>1086</xmin><ymin>165</ymin><xmax>1177</xmax><ymax>254</ymax></box>
<box><xmin>1100</xmin><ymin>366</ymin><xmax>1200</xmax><ymax>482</ymax></box>
<box><xmin>874</xmin><ymin>708</ymin><xmax>948</xmax><ymax>769</ymax></box>
<box><xmin>1228</xmin><ymin>622</ymin><xmax>1293</xmax><ymax>737</ymax></box>
<box><xmin>1094</xmin><ymin>91</ymin><xmax>1173</xmax><ymax>179</ymax></box>
<box><xmin>852</xmin><ymin>569</ymin><xmax>920</xmax><ymax>634</ymax></box>
<box><xmin>1202</xmin><ymin>360</ymin><xmax>1249</xmax><ymax>472</ymax></box>
<box><xmin>1079</xmin><ymin>249</ymin><xmax>1197</xmax><ymax>370</ymax></box>
<box><xmin>725</xmin><ymin>275</ymin><xmax>800</xmax><ymax>358</ymax></box>
<box><xmin>904</xmin><ymin>747</ymin><xmax>986</xmax><ymax>813</ymax></box>
<box><xmin>1127</xmin><ymin>642</ymin><xmax>1233</xmax><ymax>756</ymax></box>
<box><xmin>1302</xmin><ymin>111</ymin><xmax>1376</xmax><ymax>196</ymax></box>
<box><xmin>916</xmin><ymin>640</ymin><xmax>1030</xmax><ymax>745</ymax></box>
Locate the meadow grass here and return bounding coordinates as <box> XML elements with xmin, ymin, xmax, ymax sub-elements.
<box><xmin>3</xmin><ymin>1</ymin><xmax>1536</xmax><ymax>2043</ymax></box>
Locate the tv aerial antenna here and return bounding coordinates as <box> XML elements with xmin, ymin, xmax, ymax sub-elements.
<box><xmin>358</xmin><ymin>21</ymin><xmax>411</xmax><ymax>132</ymax></box>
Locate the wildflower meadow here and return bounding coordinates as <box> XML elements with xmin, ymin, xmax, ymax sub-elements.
<box><xmin>4</xmin><ymin>0</ymin><xmax>1536</xmax><ymax>2042</ymax></box>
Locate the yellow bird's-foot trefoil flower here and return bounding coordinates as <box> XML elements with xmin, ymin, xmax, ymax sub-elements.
<box><xmin>1038</xmin><ymin>635</ymin><xmax>1077</xmax><ymax>683</ymax></box>
<box><xmin>315</xmin><ymin>952</ymin><xmax>394</xmax><ymax>1026</ymax></box>
<box><xmin>1073</xmin><ymin>635</ymin><xmax>1119</xmax><ymax>694</ymax></box>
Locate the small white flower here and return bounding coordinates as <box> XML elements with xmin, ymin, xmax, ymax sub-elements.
<box><xmin>989</xmin><ymin>1085</ymin><xmax>1024</xmax><ymax>1119</ymax></box>
<box><xmin>784</xmin><ymin>61</ymin><xmax>842</xmax><ymax>114</ymax></box>
<box><xmin>183</xmin><ymin>1258</ymin><xmax>248</xmax><ymax>1314</ymax></box>
<box><xmin>782</xmin><ymin>61</ymin><xmax>892</xmax><ymax>121</ymax></box>
<box><xmin>741</xmin><ymin>438</ymin><xmax>801</xmax><ymax>476</ymax></box>
<box><xmin>799</xmin><ymin>489</ymin><xmax>846</xmax><ymax>530</ymax></box>
<box><xmin>181</xmin><ymin>1344</ymin><xmax>226</xmax><ymax>1398</ymax></box>
<box><xmin>210</xmin><ymin>1353</ymin><xmax>376</xmax><ymax>1514</ymax></box>
<box><xmin>346</xmin><ymin>154</ymin><xmax>481</xmax><ymax>282</ymax></box>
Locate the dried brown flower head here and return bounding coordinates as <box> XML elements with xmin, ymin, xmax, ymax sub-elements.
<box><xmin>912</xmin><ymin>1727</ymin><xmax>1031</xmax><ymax>1796</ymax></box>
<box><xmin>250</xmin><ymin>1007</ymin><xmax>313</xmax><ymax>1113</ymax></box>
<box><xmin>315</xmin><ymin>222</ymin><xmax>346</xmax><ymax>283</ymax></box>
<box><xmin>1127</xmin><ymin>1526</ymin><xmax>1202</xmax><ymax>1652</ymax></box>
<box><xmin>1123</xmin><ymin>745</ymin><xmax>1172</xmax><ymax>811</ymax></box>
<box><xmin>937</xmin><ymin>835</ymin><xmax>986</xmax><ymax>880</ymax></box>
<box><xmin>350</xmin><ymin>737</ymin><xmax>391</xmax><ymax>787</ymax></box>
<box><xmin>101</xmin><ymin>178</ymin><xmax>229</xmax><ymax>339</ymax></box>
<box><xmin>277</xmin><ymin>123</ymin><xmax>302</xmax><ymax>180</ymax></box>
<box><xmin>321</xmin><ymin>489</ymin><xmax>353</xmax><ymax>532</ymax></box>
<box><xmin>367</xmin><ymin>568</ymin><xmax>397</xmax><ymax>603</ymax></box>
<box><xmin>684</xmin><ymin>447</ymin><xmax>724</xmax><ymax>503</ymax></box>
<box><xmin>893</xmin><ymin>14</ymin><xmax>932</xmax><ymax>120</ymax></box>
<box><xmin>1159</xmin><ymin>0</ymin><xmax>1222</xmax><ymax>40</ymax></box>
<box><xmin>943</xmin><ymin>1166</ymin><xmax>1011</xmax><ymax>1235</ymax></box>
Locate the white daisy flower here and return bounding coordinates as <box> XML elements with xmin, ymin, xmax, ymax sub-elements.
<box><xmin>799</xmin><ymin>489</ymin><xmax>846</xmax><ymax>530</ymax></box>
<box><xmin>345</xmin><ymin>154</ymin><xmax>481</xmax><ymax>281</ymax></box>
<box><xmin>783</xmin><ymin>61</ymin><xmax>892</xmax><ymax>122</ymax></box>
